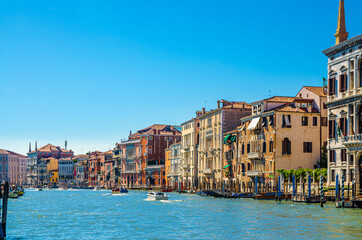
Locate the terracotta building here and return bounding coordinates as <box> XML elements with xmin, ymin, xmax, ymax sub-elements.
<box><xmin>121</xmin><ymin>124</ymin><xmax>181</xmax><ymax>188</ymax></box>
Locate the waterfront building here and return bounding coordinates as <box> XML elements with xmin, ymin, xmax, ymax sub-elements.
<box><xmin>169</xmin><ymin>143</ymin><xmax>181</xmax><ymax>189</ymax></box>
<box><xmin>198</xmin><ymin>100</ymin><xmax>251</xmax><ymax>190</ymax></box>
<box><xmin>0</xmin><ymin>149</ymin><xmax>27</xmax><ymax>185</ymax></box>
<box><xmin>323</xmin><ymin>0</ymin><xmax>362</xmax><ymax>192</ymax></box>
<box><xmin>238</xmin><ymin>91</ymin><xmax>326</xmax><ymax>191</ymax></box>
<box><xmin>58</xmin><ymin>157</ymin><xmax>74</xmax><ymax>186</ymax></box>
<box><xmin>73</xmin><ymin>154</ymin><xmax>88</xmax><ymax>187</ymax></box>
<box><xmin>180</xmin><ymin>113</ymin><xmax>200</xmax><ymax>190</ymax></box>
<box><xmin>112</xmin><ymin>147</ymin><xmax>122</xmax><ymax>187</ymax></box>
<box><xmin>27</xmin><ymin>143</ymin><xmax>73</xmax><ymax>186</ymax></box>
<box><xmin>88</xmin><ymin>151</ymin><xmax>102</xmax><ymax>187</ymax></box>
<box><xmin>222</xmin><ymin>128</ymin><xmax>245</xmax><ymax>192</ymax></box>
<box><xmin>103</xmin><ymin>151</ymin><xmax>114</xmax><ymax>188</ymax></box>
<box><xmin>165</xmin><ymin>147</ymin><xmax>171</xmax><ymax>187</ymax></box>
<box><xmin>124</xmin><ymin>124</ymin><xmax>181</xmax><ymax>188</ymax></box>
<box><xmin>46</xmin><ymin>158</ymin><xmax>59</xmax><ymax>186</ymax></box>
<box><xmin>115</xmin><ymin>138</ymin><xmax>143</xmax><ymax>188</ymax></box>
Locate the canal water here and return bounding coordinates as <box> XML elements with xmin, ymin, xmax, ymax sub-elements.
<box><xmin>7</xmin><ymin>189</ymin><xmax>362</xmax><ymax>239</ymax></box>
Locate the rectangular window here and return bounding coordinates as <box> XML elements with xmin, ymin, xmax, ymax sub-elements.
<box><xmin>328</xmin><ymin>78</ymin><xmax>335</xmax><ymax>95</ymax></box>
<box><xmin>269</xmin><ymin>141</ymin><xmax>273</xmax><ymax>153</ymax></box>
<box><xmin>262</xmin><ymin>117</ymin><xmax>268</xmax><ymax>127</ymax></box>
<box><xmin>329</xmin><ymin>150</ymin><xmax>336</xmax><ymax>163</ymax></box>
<box><xmin>262</xmin><ymin>142</ymin><xmax>266</xmax><ymax>153</ymax></box>
<box><xmin>328</xmin><ymin>120</ymin><xmax>336</xmax><ymax>139</ymax></box>
<box><xmin>313</xmin><ymin>117</ymin><xmax>318</xmax><ymax>126</ymax></box>
<box><xmin>341</xmin><ymin>149</ymin><xmax>346</xmax><ymax>162</ymax></box>
<box><xmin>282</xmin><ymin>115</ymin><xmax>291</xmax><ymax>128</ymax></box>
<box><xmin>340</xmin><ymin>74</ymin><xmax>347</xmax><ymax>93</ymax></box>
<box><xmin>269</xmin><ymin>115</ymin><xmax>274</xmax><ymax>126</ymax></box>
<box><xmin>331</xmin><ymin>170</ymin><xmax>335</xmax><ymax>182</ymax></box>
<box><xmin>322</xmin><ymin>117</ymin><xmax>327</xmax><ymax>126</ymax></box>
<box><xmin>241</xmin><ymin>143</ymin><xmax>245</xmax><ymax>155</ymax></box>
<box><xmin>302</xmin><ymin>117</ymin><xmax>308</xmax><ymax>126</ymax></box>
<box><xmin>303</xmin><ymin>142</ymin><xmax>312</xmax><ymax>153</ymax></box>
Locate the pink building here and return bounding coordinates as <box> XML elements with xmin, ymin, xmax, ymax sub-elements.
<box><xmin>0</xmin><ymin>149</ymin><xmax>27</xmax><ymax>185</ymax></box>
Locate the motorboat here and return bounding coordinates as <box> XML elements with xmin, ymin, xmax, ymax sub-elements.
<box><xmin>147</xmin><ymin>191</ymin><xmax>169</xmax><ymax>200</ymax></box>
<box><xmin>111</xmin><ymin>188</ymin><xmax>128</xmax><ymax>194</ymax></box>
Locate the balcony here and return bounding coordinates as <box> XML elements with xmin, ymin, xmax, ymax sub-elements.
<box><xmin>146</xmin><ymin>165</ymin><xmax>163</xmax><ymax>170</ymax></box>
<box><xmin>203</xmin><ymin>168</ymin><xmax>212</xmax><ymax>175</ymax></box>
<box><xmin>248</xmin><ymin>152</ymin><xmax>262</xmax><ymax>160</ymax></box>
<box><xmin>247</xmin><ymin>170</ymin><xmax>261</xmax><ymax>177</ymax></box>
<box><xmin>341</xmin><ymin>134</ymin><xmax>362</xmax><ymax>148</ymax></box>
<box><xmin>182</xmin><ymin>164</ymin><xmax>189</xmax><ymax>169</ymax></box>
<box><xmin>182</xmin><ymin>145</ymin><xmax>190</xmax><ymax>150</ymax></box>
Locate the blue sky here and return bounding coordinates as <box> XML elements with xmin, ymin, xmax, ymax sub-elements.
<box><xmin>0</xmin><ymin>0</ymin><xmax>360</xmax><ymax>155</ymax></box>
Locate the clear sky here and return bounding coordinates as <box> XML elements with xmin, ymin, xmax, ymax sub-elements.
<box><xmin>0</xmin><ymin>0</ymin><xmax>360</xmax><ymax>155</ymax></box>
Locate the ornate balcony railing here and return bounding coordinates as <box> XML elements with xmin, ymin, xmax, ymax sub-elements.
<box><xmin>246</xmin><ymin>170</ymin><xmax>260</xmax><ymax>176</ymax></box>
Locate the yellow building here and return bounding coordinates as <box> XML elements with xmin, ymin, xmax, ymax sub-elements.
<box><xmin>165</xmin><ymin>148</ymin><xmax>171</xmax><ymax>187</ymax></box>
<box><xmin>237</xmin><ymin>88</ymin><xmax>327</xmax><ymax>191</ymax></box>
<box><xmin>50</xmin><ymin>171</ymin><xmax>59</xmax><ymax>183</ymax></box>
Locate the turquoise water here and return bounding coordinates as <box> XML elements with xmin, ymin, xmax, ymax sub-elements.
<box><xmin>7</xmin><ymin>189</ymin><xmax>362</xmax><ymax>239</ymax></box>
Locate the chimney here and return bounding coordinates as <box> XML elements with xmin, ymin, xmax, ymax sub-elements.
<box><xmin>130</xmin><ymin>130</ymin><xmax>132</xmax><ymax>135</ymax></box>
<box><xmin>217</xmin><ymin>100</ymin><xmax>221</xmax><ymax>109</ymax></box>
<box><xmin>202</xmin><ymin>108</ymin><xmax>205</xmax><ymax>114</ymax></box>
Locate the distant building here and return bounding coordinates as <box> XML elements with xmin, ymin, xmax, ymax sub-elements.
<box><xmin>180</xmin><ymin>113</ymin><xmax>200</xmax><ymax>190</ymax></box>
<box><xmin>58</xmin><ymin>158</ymin><xmax>74</xmax><ymax>184</ymax></box>
<box><xmin>119</xmin><ymin>124</ymin><xmax>181</xmax><ymax>188</ymax></box>
<box><xmin>323</xmin><ymin>0</ymin><xmax>362</xmax><ymax>191</ymax></box>
<box><xmin>27</xmin><ymin>143</ymin><xmax>73</xmax><ymax>186</ymax></box>
<box><xmin>0</xmin><ymin>149</ymin><xmax>27</xmax><ymax>185</ymax></box>
<box><xmin>169</xmin><ymin>143</ymin><xmax>181</xmax><ymax>189</ymax></box>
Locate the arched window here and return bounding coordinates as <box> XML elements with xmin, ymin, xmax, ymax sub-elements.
<box><xmin>241</xmin><ymin>163</ymin><xmax>245</xmax><ymax>173</ymax></box>
<box><xmin>242</xmin><ymin>142</ymin><xmax>245</xmax><ymax>155</ymax></box>
<box><xmin>247</xmin><ymin>163</ymin><xmax>251</xmax><ymax>170</ymax></box>
<box><xmin>282</xmin><ymin>138</ymin><xmax>291</xmax><ymax>155</ymax></box>
<box><xmin>269</xmin><ymin>139</ymin><xmax>274</xmax><ymax>153</ymax></box>
<box><xmin>247</xmin><ymin>142</ymin><xmax>250</xmax><ymax>153</ymax></box>
<box><xmin>262</xmin><ymin>142</ymin><xmax>266</xmax><ymax>153</ymax></box>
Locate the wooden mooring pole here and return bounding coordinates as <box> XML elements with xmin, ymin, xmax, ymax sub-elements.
<box><xmin>1</xmin><ymin>182</ymin><xmax>9</xmax><ymax>239</ymax></box>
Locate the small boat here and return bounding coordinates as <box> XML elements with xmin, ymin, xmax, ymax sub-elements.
<box><xmin>147</xmin><ymin>191</ymin><xmax>169</xmax><ymax>200</ymax></box>
<box><xmin>36</xmin><ymin>188</ymin><xmax>43</xmax><ymax>191</ymax></box>
<box><xmin>111</xmin><ymin>188</ymin><xmax>128</xmax><ymax>194</ymax></box>
<box><xmin>161</xmin><ymin>188</ymin><xmax>172</xmax><ymax>192</ymax></box>
<box><xmin>8</xmin><ymin>192</ymin><xmax>19</xmax><ymax>199</ymax></box>
<box><xmin>352</xmin><ymin>198</ymin><xmax>362</xmax><ymax>208</ymax></box>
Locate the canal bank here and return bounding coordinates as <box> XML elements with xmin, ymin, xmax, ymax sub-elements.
<box><xmin>7</xmin><ymin>189</ymin><xmax>362</xmax><ymax>239</ymax></box>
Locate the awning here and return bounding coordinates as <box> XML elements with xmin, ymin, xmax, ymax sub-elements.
<box><xmin>223</xmin><ymin>164</ymin><xmax>230</xmax><ymax>169</ymax></box>
<box><xmin>247</xmin><ymin>117</ymin><xmax>260</xmax><ymax>131</ymax></box>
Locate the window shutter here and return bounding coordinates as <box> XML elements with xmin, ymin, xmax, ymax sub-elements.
<box><xmin>344</xmin><ymin>74</ymin><xmax>347</xmax><ymax>91</ymax></box>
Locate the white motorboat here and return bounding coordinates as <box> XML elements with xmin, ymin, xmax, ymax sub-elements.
<box><xmin>147</xmin><ymin>191</ymin><xmax>169</xmax><ymax>200</ymax></box>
